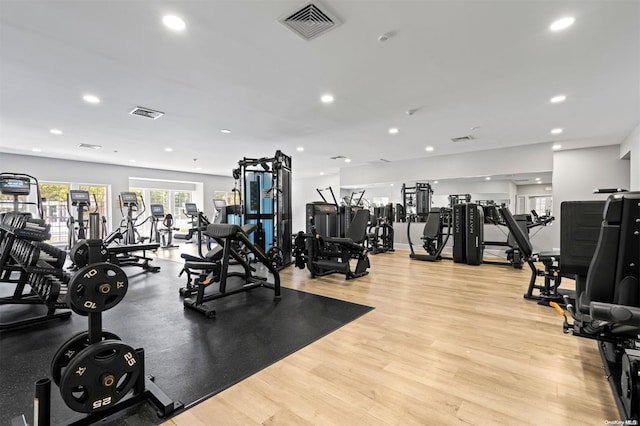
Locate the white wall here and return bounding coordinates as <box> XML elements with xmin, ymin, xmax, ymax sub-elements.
<box><xmin>340</xmin><ymin>143</ymin><xmax>554</xmax><ymax>187</ymax></box>
<box><xmin>291</xmin><ymin>173</ymin><xmax>340</xmax><ymax>233</ymax></box>
<box><xmin>552</xmin><ymin>145</ymin><xmax>630</xmax><ymax>249</ymax></box>
<box><xmin>620</xmin><ymin>123</ymin><xmax>640</xmax><ymax>190</ymax></box>
<box><xmin>0</xmin><ymin>153</ymin><xmax>233</xmax><ymax>230</ymax></box>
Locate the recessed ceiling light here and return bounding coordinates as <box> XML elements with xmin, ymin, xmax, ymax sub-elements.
<box><xmin>129</xmin><ymin>159</ymin><xmax>136</xmax><ymax>163</ymax></box>
<box><xmin>485</xmin><ymin>177</ymin><xmax>491</xmax><ymax>180</ymax></box>
<box><xmin>550</xmin><ymin>17</ymin><xmax>575</xmax><ymax>31</ymax></box>
<box><xmin>433</xmin><ymin>181</ymin><xmax>439</xmax><ymax>184</ymax></box>
<box><xmin>321</xmin><ymin>94</ymin><xmax>334</xmax><ymax>104</ymax></box>
<box><xmin>165</xmin><ymin>147</ymin><xmax>173</xmax><ymax>152</ymax></box>
<box><xmin>83</xmin><ymin>94</ymin><xmax>100</xmax><ymax>104</ymax></box>
<box><xmin>390</xmin><ymin>183</ymin><xmax>394</xmax><ymax>187</ymax></box>
<box><xmin>296</xmin><ymin>146</ymin><xmax>304</xmax><ymax>152</ymax></box>
<box><xmin>550</xmin><ymin>94</ymin><xmax>566</xmax><ymax>103</ymax></box>
<box><xmin>552</xmin><ymin>144</ymin><xmax>562</xmax><ymax>150</ymax></box>
<box><xmin>344</xmin><ymin>158</ymin><xmax>351</xmax><ymax>163</ymax></box>
<box><xmin>320</xmin><ymin>172</ymin><xmax>325</xmax><ymax>176</ymax></box>
<box><xmin>220</xmin><ymin>129</ymin><xmax>232</xmax><ymax>134</ymax></box>
<box><xmin>425</xmin><ymin>146</ymin><xmax>434</xmax><ymax>152</ymax></box>
<box><xmin>162</xmin><ymin>15</ymin><xmax>186</xmax><ymax>31</ymax></box>
<box><xmin>388</xmin><ymin>127</ymin><xmax>399</xmax><ymax>135</ymax></box>
<box><xmin>32</xmin><ymin>148</ymin><xmax>42</xmax><ymax>152</ymax></box>
<box><xmin>535</xmin><ymin>177</ymin><xmax>541</xmax><ymax>181</ymax></box>
<box><xmin>551</xmin><ymin>128</ymin><xmax>563</xmax><ymax>134</ymax></box>
<box><xmin>50</xmin><ymin>129</ymin><xmax>63</xmax><ymax>135</ymax></box>
<box><xmin>537</xmin><ymin>181</ymin><xmax>542</xmax><ymax>184</ymax></box>
<box><xmin>196</xmin><ymin>167</ymin><xmax>202</xmax><ymax>171</ymax></box>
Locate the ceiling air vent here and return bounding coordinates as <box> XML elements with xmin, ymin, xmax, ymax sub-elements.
<box><xmin>330</xmin><ymin>155</ymin><xmax>346</xmax><ymax>160</ymax></box>
<box><xmin>129</xmin><ymin>106</ymin><xmax>164</xmax><ymax>120</ymax></box>
<box><xmin>78</xmin><ymin>143</ymin><xmax>102</xmax><ymax>150</ymax></box>
<box><xmin>279</xmin><ymin>2</ymin><xmax>341</xmax><ymax>41</ymax></box>
<box><xmin>368</xmin><ymin>158</ymin><xmax>391</xmax><ymax>164</ymax></box>
<box><xmin>451</xmin><ymin>135</ymin><xmax>474</xmax><ymax>143</ymax></box>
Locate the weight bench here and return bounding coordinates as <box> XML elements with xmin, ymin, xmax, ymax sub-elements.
<box><xmin>106</xmin><ymin>243</ymin><xmax>161</xmax><ymax>273</ymax></box>
<box><xmin>499</xmin><ymin>207</ymin><xmax>562</xmax><ymax>304</ymax></box>
<box><xmin>178</xmin><ymin>224</ymin><xmax>257</xmax><ymax>296</ymax></box>
<box><xmin>183</xmin><ymin>223</ymin><xmax>281</xmax><ymax>318</ymax></box>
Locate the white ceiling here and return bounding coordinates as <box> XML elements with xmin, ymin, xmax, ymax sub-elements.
<box><xmin>1</xmin><ymin>1</ymin><xmax>638</xmax><ymax>179</ymax></box>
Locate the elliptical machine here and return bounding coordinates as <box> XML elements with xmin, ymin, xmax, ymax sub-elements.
<box><xmin>118</xmin><ymin>192</ymin><xmax>148</xmax><ymax>245</ymax></box>
<box><xmin>66</xmin><ymin>190</ymin><xmax>99</xmax><ymax>250</ymax></box>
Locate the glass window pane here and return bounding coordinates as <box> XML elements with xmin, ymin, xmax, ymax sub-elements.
<box><xmin>40</xmin><ymin>183</ymin><xmax>70</xmax><ymax>243</ymax></box>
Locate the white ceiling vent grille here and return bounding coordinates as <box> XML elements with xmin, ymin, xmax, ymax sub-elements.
<box><xmin>129</xmin><ymin>106</ymin><xmax>164</xmax><ymax>120</ymax></box>
<box><xmin>78</xmin><ymin>143</ymin><xmax>102</xmax><ymax>150</ymax></box>
<box><xmin>451</xmin><ymin>135</ymin><xmax>475</xmax><ymax>143</ymax></box>
<box><xmin>368</xmin><ymin>158</ymin><xmax>391</xmax><ymax>164</ymax></box>
<box><xmin>279</xmin><ymin>2</ymin><xmax>341</xmax><ymax>41</ymax></box>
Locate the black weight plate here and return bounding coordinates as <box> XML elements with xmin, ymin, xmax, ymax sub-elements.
<box><xmin>266</xmin><ymin>247</ymin><xmax>283</xmax><ymax>267</ymax></box>
<box><xmin>50</xmin><ymin>330</ymin><xmax>121</xmax><ymax>386</ymax></box>
<box><xmin>59</xmin><ymin>340</ymin><xmax>141</xmax><ymax>413</ymax></box>
<box><xmin>67</xmin><ymin>263</ymin><xmax>128</xmax><ymax>314</ymax></box>
<box><xmin>70</xmin><ymin>240</ymin><xmax>109</xmax><ymax>268</ymax></box>
<box><xmin>70</xmin><ymin>240</ymin><xmax>89</xmax><ymax>267</ymax></box>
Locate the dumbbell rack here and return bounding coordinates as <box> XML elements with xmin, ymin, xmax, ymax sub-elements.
<box><xmin>0</xmin><ymin>213</ymin><xmax>72</xmax><ymax>330</ymax></box>
<box><xmin>34</xmin><ymin>257</ymin><xmax>182</xmax><ymax>425</ymax></box>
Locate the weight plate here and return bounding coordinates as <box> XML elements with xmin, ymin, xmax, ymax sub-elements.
<box><xmin>266</xmin><ymin>247</ymin><xmax>283</xmax><ymax>267</ymax></box>
<box><xmin>50</xmin><ymin>330</ymin><xmax>121</xmax><ymax>386</ymax></box>
<box><xmin>59</xmin><ymin>340</ymin><xmax>141</xmax><ymax>413</ymax></box>
<box><xmin>70</xmin><ymin>240</ymin><xmax>109</xmax><ymax>268</ymax></box>
<box><xmin>68</xmin><ymin>263</ymin><xmax>128</xmax><ymax>314</ymax></box>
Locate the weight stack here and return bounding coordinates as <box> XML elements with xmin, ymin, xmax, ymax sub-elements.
<box><xmin>465</xmin><ymin>204</ymin><xmax>484</xmax><ymax>265</ymax></box>
<box><xmin>452</xmin><ymin>204</ymin><xmax>466</xmax><ymax>263</ymax></box>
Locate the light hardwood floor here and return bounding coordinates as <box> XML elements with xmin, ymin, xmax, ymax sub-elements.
<box><xmin>159</xmin><ymin>248</ymin><xmax>617</xmax><ymax>425</ymax></box>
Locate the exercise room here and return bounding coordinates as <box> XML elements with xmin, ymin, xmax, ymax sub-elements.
<box><xmin>1</xmin><ymin>1</ymin><xmax>639</xmax><ymax>425</ymax></box>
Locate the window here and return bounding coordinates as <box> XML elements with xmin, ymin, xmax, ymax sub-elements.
<box><xmin>79</xmin><ymin>185</ymin><xmax>108</xmax><ymax>219</ymax></box>
<box><xmin>150</xmin><ymin>190</ymin><xmax>170</xmax><ymax>214</ymax></box>
<box><xmin>173</xmin><ymin>192</ymin><xmax>193</xmax><ymax>222</ymax></box>
<box><xmin>0</xmin><ymin>194</ymin><xmax>28</xmax><ymax>214</ymax></box>
<box><xmin>40</xmin><ymin>183</ymin><xmax>70</xmax><ymax>244</ymax></box>
<box><xmin>127</xmin><ymin>187</ymin><xmax>194</xmax><ymax>235</ymax></box>
<box><xmin>530</xmin><ymin>196</ymin><xmax>552</xmax><ymax>217</ymax></box>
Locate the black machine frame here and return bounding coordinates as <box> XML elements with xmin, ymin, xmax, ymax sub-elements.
<box><xmin>233</xmin><ymin>150</ymin><xmax>292</xmax><ymax>269</ymax></box>
<box><xmin>401</xmin><ymin>182</ymin><xmax>433</xmax><ymax>222</ymax></box>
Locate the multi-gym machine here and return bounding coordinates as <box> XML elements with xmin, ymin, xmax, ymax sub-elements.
<box><xmin>406</xmin><ymin>184</ymin><xmax>454</xmax><ymax>262</ymax></box>
<box><xmin>401</xmin><ymin>182</ymin><xmax>432</xmax><ymax>222</ymax></box>
<box><xmin>232</xmin><ymin>150</ymin><xmax>292</xmax><ymax>269</ymax></box>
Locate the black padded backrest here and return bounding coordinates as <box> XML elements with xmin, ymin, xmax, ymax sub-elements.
<box><xmin>499</xmin><ymin>207</ymin><xmax>533</xmax><ymax>258</ymax></box>
<box><xmin>346</xmin><ymin>209</ymin><xmax>370</xmax><ymax>244</ymax></box>
<box><xmin>560</xmin><ymin>201</ymin><xmax>605</xmax><ymax>277</ymax></box>
<box><xmin>205</xmin><ymin>223</ymin><xmax>241</xmax><ymax>238</ymax></box>
<box><xmin>584</xmin><ymin>221</ymin><xmax>619</xmax><ymax>304</ymax></box>
<box><xmin>423</xmin><ymin>209</ymin><xmax>441</xmax><ymax>238</ymax></box>
<box><xmin>611</xmin><ymin>193</ymin><xmax>640</xmax><ymax>305</ymax></box>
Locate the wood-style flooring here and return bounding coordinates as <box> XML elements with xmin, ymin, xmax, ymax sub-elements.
<box><xmin>159</xmin><ymin>247</ymin><xmax>617</xmax><ymax>425</ymax></box>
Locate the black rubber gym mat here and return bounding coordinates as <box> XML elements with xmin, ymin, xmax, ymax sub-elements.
<box><xmin>0</xmin><ymin>259</ymin><xmax>373</xmax><ymax>425</ymax></box>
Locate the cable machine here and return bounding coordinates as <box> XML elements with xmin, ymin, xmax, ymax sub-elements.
<box><xmin>232</xmin><ymin>150</ymin><xmax>292</xmax><ymax>269</ymax></box>
<box><xmin>401</xmin><ymin>182</ymin><xmax>433</xmax><ymax>222</ymax></box>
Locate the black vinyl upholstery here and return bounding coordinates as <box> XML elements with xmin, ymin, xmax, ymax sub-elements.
<box><xmin>422</xmin><ymin>208</ymin><xmax>441</xmax><ymax>239</ymax></box>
